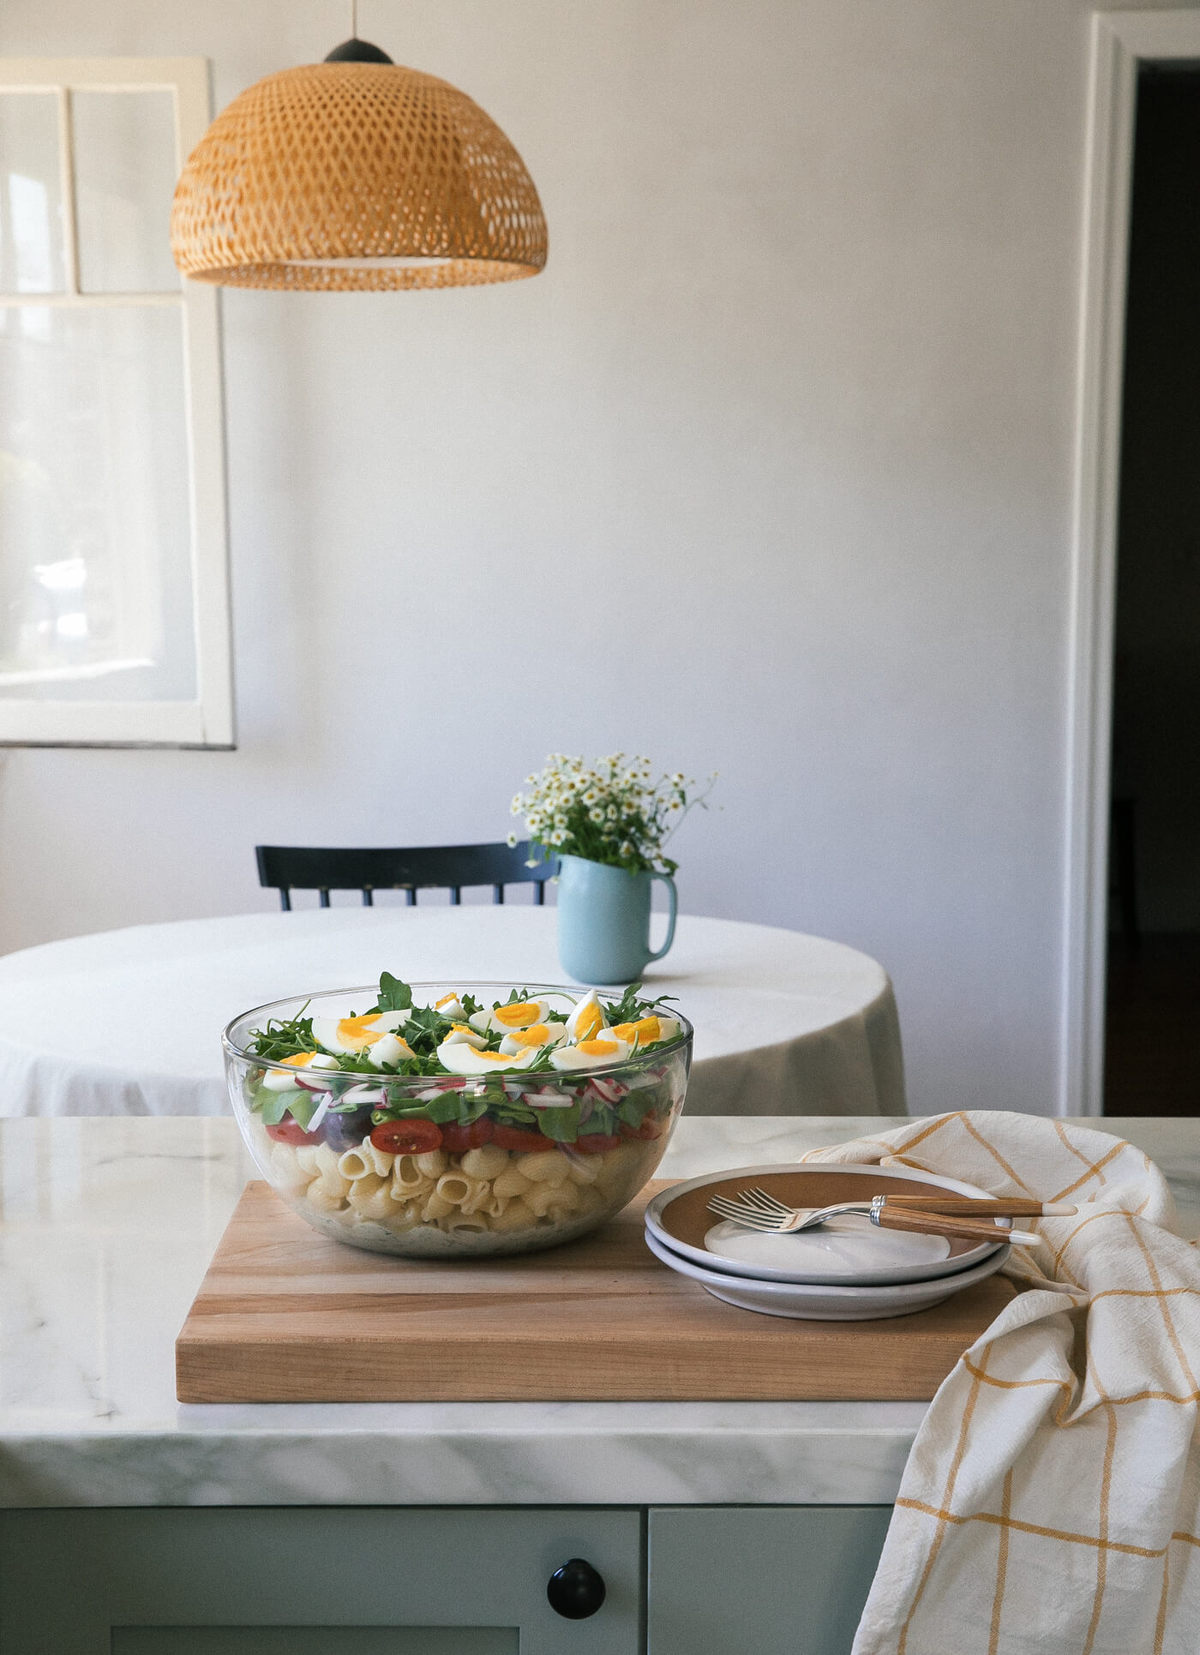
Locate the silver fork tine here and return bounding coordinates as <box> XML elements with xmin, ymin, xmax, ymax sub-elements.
<box><xmin>709</xmin><ymin>1189</ymin><xmax>783</xmax><ymax>1220</ymax></box>
<box><xmin>706</xmin><ymin>1196</ymin><xmax>763</xmax><ymax>1220</ymax></box>
<box><xmin>740</xmin><ymin>1187</ymin><xmax>794</xmax><ymax>1216</ymax></box>
<box><xmin>705</xmin><ymin>1201</ymin><xmax>787</xmax><ymax>1233</ymax></box>
<box><xmin>706</xmin><ymin>1195</ymin><xmax>787</xmax><ymax>1225</ymax></box>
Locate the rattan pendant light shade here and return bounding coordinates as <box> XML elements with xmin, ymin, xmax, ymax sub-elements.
<box><xmin>170</xmin><ymin>47</ymin><xmax>547</xmax><ymax>290</ymax></box>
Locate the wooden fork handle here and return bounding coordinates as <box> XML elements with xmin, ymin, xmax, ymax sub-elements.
<box><xmin>874</xmin><ymin>1208</ymin><xmax>1025</xmax><ymax>1244</ymax></box>
<box><xmin>879</xmin><ymin>1197</ymin><xmax>1073</xmax><ymax>1217</ymax></box>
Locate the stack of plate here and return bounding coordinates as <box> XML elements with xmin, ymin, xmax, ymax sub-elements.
<box><xmin>644</xmin><ymin>1163</ymin><xmax>1012</xmax><ymax>1320</ymax></box>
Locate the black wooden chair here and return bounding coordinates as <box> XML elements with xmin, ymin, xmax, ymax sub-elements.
<box><xmin>255</xmin><ymin>841</ymin><xmax>557</xmax><ymax>910</ymax></box>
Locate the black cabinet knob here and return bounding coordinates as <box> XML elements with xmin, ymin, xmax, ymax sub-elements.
<box><xmin>547</xmin><ymin>1557</ymin><xmax>607</xmax><ymax>1619</ymax></box>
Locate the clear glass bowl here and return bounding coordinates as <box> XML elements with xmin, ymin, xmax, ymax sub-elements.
<box><xmin>223</xmin><ymin>981</ymin><xmax>693</xmax><ymax>1258</ymax></box>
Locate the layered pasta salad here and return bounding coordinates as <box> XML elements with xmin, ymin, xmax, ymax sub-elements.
<box><xmin>228</xmin><ymin>976</ymin><xmax>691</xmax><ymax>1257</ymax></box>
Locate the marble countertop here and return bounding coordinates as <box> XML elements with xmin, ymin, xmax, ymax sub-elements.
<box><xmin>1</xmin><ymin>1114</ymin><xmax>1195</xmax><ymax>1509</ymax></box>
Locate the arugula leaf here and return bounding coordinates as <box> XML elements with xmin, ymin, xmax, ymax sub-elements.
<box><xmin>402</xmin><ymin>1003</ymin><xmax>448</xmax><ymax>1050</ymax></box>
<box><xmin>603</xmin><ymin>983</ymin><xmax>647</xmax><ymax>1024</ymax></box>
<box><xmin>377</xmin><ymin>972</ymin><xmax>414</xmax><ymax>1012</ymax></box>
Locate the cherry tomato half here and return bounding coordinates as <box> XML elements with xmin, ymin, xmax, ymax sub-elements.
<box><xmin>491</xmin><ymin>1123</ymin><xmax>550</xmax><ymax>1153</ymax></box>
<box><xmin>574</xmin><ymin>1132</ymin><xmax>622</xmax><ymax>1154</ymax></box>
<box><xmin>619</xmin><ymin>1118</ymin><xmax>663</xmax><ymax>1141</ymax></box>
<box><xmin>266</xmin><ymin>1120</ymin><xmax>320</xmax><ymax>1145</ymax></box>
<box><xmin>370</xmin><ymin>1118</ymin><xmax>443</xmax><ymax>1155</ymax></box>
<box><xmin>440</xmin><ymin>1117</ymin><xmax>495</xmax><ymax>1154</ymax></box>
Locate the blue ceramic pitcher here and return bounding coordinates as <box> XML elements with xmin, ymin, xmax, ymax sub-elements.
<box><xmin>556</xmin><ymin>854</ymin><xmax>678</xmax><ymax>984</ymax></box>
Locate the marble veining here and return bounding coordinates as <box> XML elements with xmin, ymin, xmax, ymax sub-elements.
<box><xmin>0</xmin><ymin>1114</ymin><xmax>1192</xmax><ymax>1508</ymax></box>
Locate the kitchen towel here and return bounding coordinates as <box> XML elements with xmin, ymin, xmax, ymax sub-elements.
<box><xmin>803</xmin><ymin>1111</ymin><xmax>1199</xmax><ymax>1655</ymax></box>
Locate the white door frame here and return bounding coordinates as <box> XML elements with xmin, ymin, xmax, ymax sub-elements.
<box><xmin>1063</xmin><ymin>9</ymin><xmax>1200</xmax><ymax>1114</ymax></box>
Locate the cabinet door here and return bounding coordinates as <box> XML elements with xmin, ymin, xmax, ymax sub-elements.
<box><xmin>0</xmin><ymin>1508</ymin><xmax>640</xmax><ymax>1655</ymax></box>
<box><xmin>648</xmin><ymin>1505</ymin><xmax>891</xmax><ymax>1655</ymax></box>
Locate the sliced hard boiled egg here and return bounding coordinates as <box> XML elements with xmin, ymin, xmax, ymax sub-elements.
<box><xmin>436</xmin><ymin>1040</ymin><xmax>539</xmax><ymax>1077</ymax></box>
<box><xmin>469</xmin><ymin>999</ymin><xmax>550</xmax><ymax>1035</ymax></box>
<box><xmin>609</xmin><ymin>1015</ymin><xmax>679</xmax><ymax>1047</ymax></box>
<box><xmin>261</xmin><ymin>1051</ymin><xmax>340</xmax><ymax>1091</ymax></box>
<box><xmin>565</xmin><ymin>990</ymin><xmax>606</xmax><ymax>1042</ymax></box>
<box><xmin>442</xmin><ymin>1023</ymin><xmax>487</xmax><ymax>1050</ymax></box>
<box><xmin>310</xmin><ymin>1010</ymin><xmax>409</xmax><ymax>1055</ymax></box>
<box><xmin>364</xmin><ymin>1032</ymin><xmax>415</xmax><ymax>1068</ymax></box>
<box><xmin>376</xmin><ymin>1010</ymin><xmax>412</xmax><ymax>1031</ymax></box>
<box><xmin>434</xmin><ymin>992</ymin><xmax>465</xmax><ymax>1020</ymax></box>
<box><xmin>499</xmin><ymin>1022</ymin><xmax>567</xmax><ymax>1055</ymax></box>
<box><xmin>549</xmin><ymin>1035</ymin><xmax>631</xmax><ymax>1072</ymax></box>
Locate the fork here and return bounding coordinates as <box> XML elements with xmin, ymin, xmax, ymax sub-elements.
<box><xmin>707</xmin><ymin>1188</ymin><xmax>1039</xmax><ymax>1247</ymax></box>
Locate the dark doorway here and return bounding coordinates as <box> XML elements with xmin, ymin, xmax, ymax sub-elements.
<box><xmin>1104</xmin><ymin>64</ymin><xmax>1200</xmax><ymax>1115</ymax></box>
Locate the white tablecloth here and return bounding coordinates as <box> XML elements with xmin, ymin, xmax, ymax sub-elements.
<box><xmin>0</xmin><ymin>907</ymin><xmax>904</xmax><ymax>1118</ymax></box>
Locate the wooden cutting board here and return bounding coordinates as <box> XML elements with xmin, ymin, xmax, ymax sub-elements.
<box><xmin>176</xmin><ymin>1181</ymin><xmax>1015</xmax><ymax>1404</ymax></box>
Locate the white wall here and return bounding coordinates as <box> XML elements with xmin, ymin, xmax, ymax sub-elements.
<box><xmin>1</xmin><ymin>0</ymin><xmax>1188</xmax><ymax>1115</ymax></box>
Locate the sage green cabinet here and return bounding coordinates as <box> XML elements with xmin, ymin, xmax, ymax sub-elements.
<box><xmin>648</xmin><ymin>1506</ymin><xmax>891</xmax><ymax>1655</ymax></box>
<box><xmin>0</xmin><ymin>1502</ymin><xmax>892</xmax><ymax>1654</ymax></box>
<box><xmin>0</xmin><ymin>1508</ymin><xmax>641</xmax><ymax>1655</ymax></box>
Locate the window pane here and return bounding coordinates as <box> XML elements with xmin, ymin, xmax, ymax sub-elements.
<box><xmin>0</xmin><ymin>305</ymin><xmax>197</xmax><ymax>701</ymax></box>
<box><xmin>0</xmin><ymin>92</ymin><xmax>65</xmax><ymax>293</ymax></box>
<box><xmin>72</xmin><ymin>90</ymin><xmax>180</xmax><ymax>293</ymax></box>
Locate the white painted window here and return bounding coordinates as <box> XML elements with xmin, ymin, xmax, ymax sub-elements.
<box><xmin>0</xmin><ymin>58</ymin><xmax>232</xmax><ymax>746</ymax></box>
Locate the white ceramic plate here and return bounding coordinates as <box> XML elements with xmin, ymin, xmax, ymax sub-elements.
<box><xmin>644</xmin><ymin>1162</ymin><xmax>1010</xmax><ymax>1286</ymax></box>
<box><xmin>642</xmin><ymin>1223</ymin><xmax>1009</xmax><ymax>1320</ymax></box>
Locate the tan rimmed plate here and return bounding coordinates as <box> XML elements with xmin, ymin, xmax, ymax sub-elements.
<box><xmin>645</xmin><ymin>1163</ymin><xmax>1010</xmax><ymax>1287</ymax></box>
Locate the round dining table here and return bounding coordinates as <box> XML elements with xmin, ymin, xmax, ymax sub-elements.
<box><xmin>0</xmin><ymin>906</ymin><xmax>905</xmax><ymax>1118</ymax></box>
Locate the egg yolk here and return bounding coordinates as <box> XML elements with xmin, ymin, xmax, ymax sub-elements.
<box><xmin>336</xmin><ymin>1014</ymin><xmax>389</xmax><ymax>1050</ymax></box>
<box><xmin>509</xmin><ymin>1023</ymin><xmax>552</xmax><ymax>1048</ymax></box>
<box><xmin>610</xmin><ymin>1017</ymin><xmax>661</xmax><ymax>1044</ymax></box>
<box><xmin>476</xmin><ymin>1050</ymin><xmax>520</xmax><ymax>1064</ymax></box>
<box><xmin>281</xmin><ymin>1051</ymin><xmax>319</xmax><ymax>1068</ymax></box>
<box><xmin>435</xmin><ymin>994</ymin><xmax>460</xmax><ymax>1011</ymax></box>
<box><xmin>577</xmin><ymin>1038</ymin><xmax>621</xmax><ymax>1057</ymax></box>
<box><xmin>493</xmin><ymin>1001</ymin><xmax>543</xmax><ymax>1029</ymax></box>
<box><xmin>573</xmin><ymin>1002</ymin><xmax>604</xmax><ymax>1039</ymax></box>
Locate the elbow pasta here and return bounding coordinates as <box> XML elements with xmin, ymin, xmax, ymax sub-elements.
<box><xmin>254</xmin><ymin>1116</ymin><xmax>666</xmax><ymax>1255</ymax></box>
<box><xmin>515</xmin><ymin>1149</ymin><xmax>572</xmax><ymax>1186</ymax></box>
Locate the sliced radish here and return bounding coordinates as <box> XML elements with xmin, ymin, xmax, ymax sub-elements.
<box><xmin>340</xmin><ymin>1084</ymin><xmax>386</xmax><ymax>1107</ymax></box>
<box><xmin>521</xmin><ymin>1087</ymin><xmax>573</xmax><ymax>1109</ymax></box>
<box><xmin>306</xmin><ymin>1094</ymin><xmax>333</xmax><ymax>1133</ymax></box>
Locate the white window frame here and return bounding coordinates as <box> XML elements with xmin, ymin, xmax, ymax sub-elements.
<box><xmin>0</xmin><ymin>57</ymin><xmax>233</xmax><ymax>747</ymax></box>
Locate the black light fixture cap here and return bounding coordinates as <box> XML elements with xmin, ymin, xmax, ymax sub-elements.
<box><xmin>324</xmin><ymin>37</ymin><xmax>393</xmax><ymax>63</ymax></box>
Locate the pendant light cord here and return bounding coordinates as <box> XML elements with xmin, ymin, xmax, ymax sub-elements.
<box><xmin>351</xmin><ymin>0</ymin><xmax>358</xmax><ymax>39</ymax></box>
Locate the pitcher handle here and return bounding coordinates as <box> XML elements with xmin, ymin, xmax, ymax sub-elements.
<box><xmin>647</xmin><ymin>874</ymin><xmax>678</xmax><ymax>962</ymax></box>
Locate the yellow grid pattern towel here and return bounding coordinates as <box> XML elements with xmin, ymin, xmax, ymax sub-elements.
<box><xmin>802</xmin><ymin>1111</ymin><xmax>1200</xmax><ymax>1655</ymax></box>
